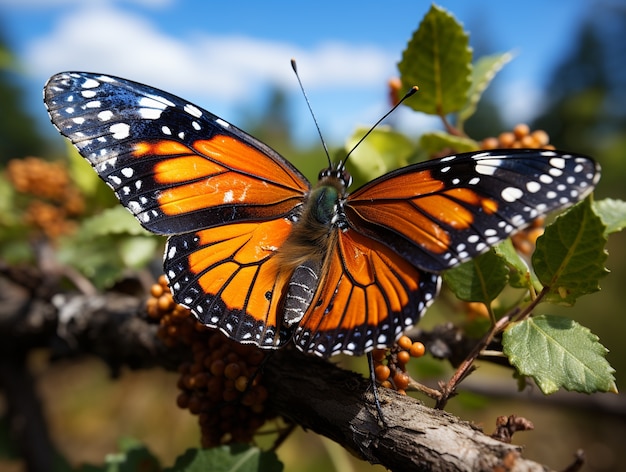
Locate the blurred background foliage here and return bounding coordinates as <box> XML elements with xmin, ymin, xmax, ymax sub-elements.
<box><xmin>1</xmin><ymin>2</ymin><xmax>625</xmax><ymax>471</ymax></box>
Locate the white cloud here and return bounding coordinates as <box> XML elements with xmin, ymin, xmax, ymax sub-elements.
<box><xmin>27</xmin><ymin>4</ymin><xmax>395</xmax><ymax>105</ymax></box>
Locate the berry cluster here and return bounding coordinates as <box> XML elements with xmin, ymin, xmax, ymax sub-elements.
<box><xmin>6</xmin><ymin>157</ymin><xmax>84</xmax><ymax>238</ymax></box>
<box><xmin>147</xmin><ymin>275</ymin><xmax>274</xmax><ymax>447</ymax></box>
<box><xmin>480</xmin><ymin>124</ymin><xmax>554</xmax><ymax>150</ymax></box>
<box><xmin>372</xmin><ymin>335</ymin><xmax>425</xmax><ymax>395</ymax></box>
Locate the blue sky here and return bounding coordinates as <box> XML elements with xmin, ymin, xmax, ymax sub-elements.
<box><xmin>1</xmin><ymin>0</ymin><xmax>592</xmax><ymax>147</ymax></box>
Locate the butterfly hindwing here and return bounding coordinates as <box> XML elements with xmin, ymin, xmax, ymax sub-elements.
<box><xmin>294</xmin><ymin>229</ymin><xmax>441</xmax><ymax>357</ymax></box>
<box><xmin>165</xmin><ymin>218</ymin><xmax>295</xmax><ymax>348</ymax></box>
<box><xmin>43</xmin><ymin>72</ymin><xmax>310</xmax><ymax>235</ymax></box>
<box><xmin>346</xmin><ymin>149</ymin><xmax>601</xmax><ymax>273</ymax></box>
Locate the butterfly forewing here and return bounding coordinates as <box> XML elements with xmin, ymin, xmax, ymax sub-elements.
<box><xmin>346</xmin><ymin>149</ymin><xmax>601</xmax><ymax>273</ymax></box>
<box><xmin>43</xmin><ymin>72</ymin><xmax>310</xmax><ymax>235</ymax></box>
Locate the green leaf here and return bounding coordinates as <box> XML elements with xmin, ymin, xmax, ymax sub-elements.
<box><xmin>80</xmin><ymin>206</ymin><xmax>153</xmax><ymax>238</ymax></box>
<box><xmin>77</xmin><ymin>440</ymin><xmax>160</xmax><ymax>472</ymax></box>
<box><xmin>443</xmin><ymin>249</ymin><xmax>508</xmax><ymax>303</ymax></box>
<box><xmin>493</xmin><ymin>239</ymin><xmax>540</xmax><ymax>291</ymax></box>
<box><xmin>165</xmin><ymin>445</ymin><xmax>283</xmax><ymax>472</ymax></box>
<box><xmin>503</xmin><ymin>315</ymin><xmax>617</xmax><ymax>395</ymax></box>
<box><xmin>419</xmin><ymin>131</ymin><xmax>479</xmax><ymax>156</ymax></box>
<box><xmin>458</xmin><ymin>52</ymin><xmax>514</xmax><ymax>125</ymax></box>
<box><xmin>118</xmin><ymin>236</ymin><xmax>160</xmax><ymax>268</ymax></box>
<box><xmin>344</xmin><ymin>126</ymin><xmax>414</xmax><ymax>188</ymax></box>
<box><xmin>398</xmin><ymin>4</ymin><xmax>472</xmax><ymax>116</ymax></box>
<box><xmin>593</xmin><ymin>198</ymin><xmax>626</xmax><ymax>235</ymax></box>
<box><xmin>532</xmin><ymin>198</ymin><xmax>608</xmax><ymax>304</ymax></box>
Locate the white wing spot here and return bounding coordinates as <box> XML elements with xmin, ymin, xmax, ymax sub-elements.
<box><xmin>549</xmin><ymin>157</ymin><xmax>566</xmax><ymax>168</ymax></box>
<box><xmin>501</xmin><ymin>186</ymin><xmax>523</xmax><ymax>202</ymax></box>
<box><xmin>475</xmin><ymin>159</ymin><xmax>501</xmax><ymax>176</ymax></box>
<box><xmin>539</xmin><ymin>174</ymin><xmax>553</xmax><ymax>184</ymax></box>
<box><xmin>121</xmin><ymin>167</ymin><xmax>134</xmax><ymax>178</ymax></box>
<box><xmin>526</xmin><ymin>181</ymin><xmax>541</xmax><ymax>193</ymax></box>
<box><xmin>97</xmin><ymin>110</ymin><xmax>113</xmax><ymax>121</ymax></box>
<box><xmin>81</xmin><ymin>78</ymin><xmax>100</xmax><ymax>89</ymax></box>
<box><xmin>184</xmin><ymin>103</ymin><xmax>202</xmax><ymax>118</ymax></box>
<box><xmin>223</xmin><ymin>190</ymin><xmax>234</xmax><ymax>203</ymax></box>
<box><xmin>110</xmin><ymin>123</ymin><xmax>130</xmax><ymax>139</ymax></box>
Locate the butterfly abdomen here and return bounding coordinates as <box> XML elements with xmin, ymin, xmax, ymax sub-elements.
<box><xmin>276</xmin><ymin>177</ymin><xmax>347</xmax><ymax>327</ymax></box>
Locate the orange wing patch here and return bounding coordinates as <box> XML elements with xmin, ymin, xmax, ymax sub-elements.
<box><xmin>133</xmin><ymin>137</ymin><xmax>307</xmax><ymax>218</ymax></box>
<box><xmin>294</xmin><ymin>229</ymin><xmax>440</xmax><ymax>357</ymax></box>
<box><xmin>165</xmin><ymin>218</ymin><xmax>294</xmax><ymax>348</ymax></box>
<box><xmin>346</xmin><ymin>169</ymin><xmax>502</xmax><ymax>271</ymax></box>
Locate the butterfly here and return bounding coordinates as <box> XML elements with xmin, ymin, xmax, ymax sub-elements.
<box><xmin>44</xmin><ymin>72</ymin><xmax>600</xmax><ymax>358</ymax></box>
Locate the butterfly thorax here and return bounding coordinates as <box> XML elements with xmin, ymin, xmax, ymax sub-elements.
<box><xmin>276</xmin><ymin>166</ymin><xmax>351</xmax><ymax>327</ymax></box>
<box><xmin>275</xmin><ymin>167</ymin><xmax>349</xmax><ymax>271</ymax></box>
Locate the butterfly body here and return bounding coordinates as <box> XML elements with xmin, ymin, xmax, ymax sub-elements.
<box><xmin>44</xmin><ymin>72</ymin><xmax>600</xmax><ymax>358</ymax></box>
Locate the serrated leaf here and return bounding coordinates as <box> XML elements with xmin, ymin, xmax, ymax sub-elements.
<box><xmin>419</xmin><ymin>131</ymin><xmax>479</xmax><ymax>156</ymax></box>
<box><xmin>493</xmin><ymin>239</ymin><xmax>540</xmax><ymax>290</ymax></box>
<box><xmin>532</xmin><ymin>198</ymin><xmax>608</xmax><ymax>304</ymax></box>
<box><xmin>345</xmin><ymin>126</ymin><xmax>414</xmax><ymax>188</ymax></box>
<box><xmin>398</xmin><ymin>4</ymin><xmax>472</xmax><ymax>116</ymax></box>
<box><xmin>458</xmin><ymin>52</ymin><xmax>514</xmax><ymax>125</ymax></box>
<box><xmin>165</xmin><ymin>445</ymin><xmax>283</xmax><ymax>472</ymax></box>
<box><xmin>503</xmin><ymin>315</ymin><xmax>617</xmax><ymax>395</ymax></box>
<box><xmin>593</xmin><ymin>198</ymin><xmax>626</xmax><ymax>235</ymax></box>
<box><xmin>443</xmin><ymin>249</ymin><xmax>508</xmax><ymax>303</ymax></box>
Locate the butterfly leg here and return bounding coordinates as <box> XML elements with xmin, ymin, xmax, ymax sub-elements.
<box><xmin>367</xmin><ymin>351</ymin><xmax>387</xmax><ymax>427</ymax></box>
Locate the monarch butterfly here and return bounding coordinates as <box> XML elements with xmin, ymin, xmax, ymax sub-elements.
<box><xmin>44</xmin><ymin>71</ymin><xmax>600</xmax><ymax>358</ymax></box>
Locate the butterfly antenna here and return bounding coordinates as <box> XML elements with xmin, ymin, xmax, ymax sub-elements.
<box><xmin>291</xmin><ymin>59</ymin><xmax>333</xmax><ymax>168</ymax></box>
<box><xmin>341</xmin><ymin>86</ymin><xmax>418</xmax><ymax>168</ymax></box>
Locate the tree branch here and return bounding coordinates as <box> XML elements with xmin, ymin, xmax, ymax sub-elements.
<box><xmin>0</xmin><ymin>273</ymin><xmax>577</xmax><ymax>471</ymax></box>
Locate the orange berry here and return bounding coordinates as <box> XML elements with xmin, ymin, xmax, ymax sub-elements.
<box><xmin>235</xmin><ymin>375</ymin><xmax>249</xmax><ymax>392</ymax></box>
<box><xmin>224</xmin><ymin>362</ymin><xmax>241</xmax><ymax>380</ymax></box>
<box><xmin>498</xmin><ymin>131</ymin><xmax>516</xmax><ymax>147</ymax></box>
<box><xmin>397</xmin><ymin>350</ymin><xmax>411</xmax><ymax>365</ymax></box>
<box><xmin>520</xmin><ymin>135</ymin><xmax>536</xmax><ymax>148</ymax></box>
<box><xmin>513</xmin><ymin>123</ymin><xmax>530</xmax><ymax>139</ymax></box>
<box><xmin>150</xmin><ymin>283</ymin><xmax>164</xmax><ymax>298</ymax></box>
<box><xmin>410</xmin><ymin>342</ymin><xmax>426</xmax><ymax>358</ymax></box>
<box><xmin>480</xmin><ymin>137</ymin><xmax>499</xmax><ymax>150</ymax></box>
<box><xmin>531</xmin><ymin>129</ymin><xmax>550</xmax><ymax>146</ymax></box>
<box><xmin>374</xmin><ymin>364</ymin><xmax>391</xmax><ymax>382</ymax></box>
<box><xmin>157</xmin><ymin>294</ymin><xmax>174</xmax><ymax>312</ymax></box>
<box><xmin>371</xmin><ymin>349</ymin><xmax>387</xmax><ymax>362</ymax></box>
<box><xmin>398</xmin><ymin>335</ymin><xmax>412</xmax><ymax>351</ymax></box>
<box><xmin>393</xmin><ymin>372</ymin><xmax>410</xmax><ymax>391</ymax></box>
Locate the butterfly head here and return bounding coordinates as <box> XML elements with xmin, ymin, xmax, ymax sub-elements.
<box><xmin>318</xmin><ymin>164</ymin><xmax>353</xmax><ymax>190</ymax></box>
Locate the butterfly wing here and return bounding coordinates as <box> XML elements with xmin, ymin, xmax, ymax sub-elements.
<box><xmin>44</xmin><ymin>72</ymin><xmax>311</xmax><ymax>348</ymax></box>
<box><xmin>293</xmin><ymin>229</ymin><xmax>441</xmax><ymax>357</ymax></box>
<box><xmin>345</xmin><ymin>149</ymin><xmax>600</xmax><ymax>273</ymax></box>
<box><xmin>43</xmin><ymin>72</ymin><xmax>310</xmax><ymax>235</ymax></box>
<box><xmin>165</xmin><ymin>219</ymin><xmax>295</xmax><ymax>348</ymax></box>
